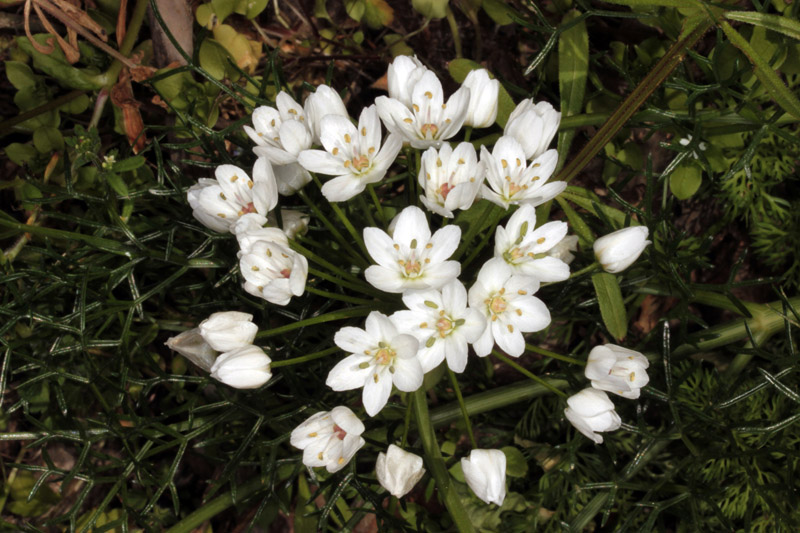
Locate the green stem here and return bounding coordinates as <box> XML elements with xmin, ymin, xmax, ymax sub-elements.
<box><xmin>0</xmin><ymin>90</ymin><xmax>85</xmax><ymax>138</ymax></box>
<box><xmin>554</xmin><ymin>18</ymin><xmax>713</xmax><ymax>184</ymax></box>
<box><xmin>367</xmin><ymin>184</ymin><xmax>387</xmax><ymax>228</ymax></box>
<box><xmin>461</xmin><ymin>207</ymin><xmax>507</xmax><ymax>269</ymax></box>
<box><xmin>290</xmin><ymin>240</ymin><xmax>368</xmax><ymax>288</ymax></box>
<box><xmin>525</xmin><ymin>343</ymin><xmax>585</xmax><ymax>366</ymax></box>
<box><xmin>306</xmin><ymin>266</ymin><xmax>380</xmax><ymax>298</ymax></box>
<box><xmin>305</xmin><ymin>286</ymin><xmax>374</xmax><ymax>305</ymax></box>
<box><xmin>356</xmin><ymin>194</ymin><xmax>377</xmax><ymax>228</ymax></box>
<box><xmin>104</xmin><ymin>0</ymin><xmax>151</xmax><ymax>86</ymax></box>
<box><xmin>569</xmin><ymin>262</ymin><xmax>600</xmax><ymax>279</ymax></box>
<box><xmin>445</xmin><ymin>5</ymin><xmax>463</xmax><ymax>58</ymax></box>
<box><xmin>165</xmin><ymin>477</ymin><xmax>266</xmax><ymax>533</ymax></box>
<box><xmin>256</xmin><ymin>307</ymin><xmax>371</xmax><ymax>339</ymax></box>
<box><xmin>311</xmin><ymin>175</ymin><xmax>370</xmax><ymax>262</ymax></box>
<box><xmin>492</xmin><ymin>351</ymin><xmax>567</xmax><ymax>398</ymax></box>
<box><xmin>430</xmin><ymin>378</ymin><xmax>568</xmax><ymax>427</ymax></box>
<box><xmin>453</xmin><ymin>201</ymin><xmax>497</xmax><ymax>261</ymax></box>
<box><xmin>297</xmin><ymin>189</ymin><xmax>366</xmax><ymax>267</ymax></box>
<box><xmin>270</xmin><ymin>346</ymin><xmax>339</xmax><ymax>368</ymax></box>
<box><xmin>413</xmin><ymin>389</ymin><xmax>476</xmax><ymax>533</ymax></box>
<box><xmin>447</xmin><ymin>368</ymin><xmax>477</xmax><ymax>448</ymax></box>
<box><xmin>401</xmin><ymin>393</ymin><xmax>413</xmax><ymax>448</ymax></box>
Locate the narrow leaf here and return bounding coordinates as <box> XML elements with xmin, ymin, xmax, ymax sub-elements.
<box><xmin>721</xmin><ymin>21</ymin><xmax>800</xmax><ymax>119</ymax></box>
<box><xmin>725</xmin><ymin>11</ymin><xmax>800</xmax><ymax>42</ymax></box>
<box><xmin>557</xmin><ymin>10</ymin><xmax>589</xmax><ymax>170</ymax></box>
<box><xmin>599</xmin><ymin>0</ymin><xmax>697</xmax><ymax>7</ymax></box>
<box><xmin>592</xmin><ymin>272</ymin><xmax>628</xmax><ymax>340</ymax></box>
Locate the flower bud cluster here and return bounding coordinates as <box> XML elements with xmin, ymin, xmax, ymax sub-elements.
<box><xmin>165</xmin><ymin>312</ymin><xmax>271</xmax><ymax>389</ymax></box>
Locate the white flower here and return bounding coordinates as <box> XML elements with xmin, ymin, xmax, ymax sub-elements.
<box><xmin>504</xmin><ymin>100</ymin><xmax>560</xmax><ymax>160</ymax></box>
<box><xmin>304</xmin><ymin>85</ymin><xmax>349</xmax><ymax>143</ymax></box>
<box><xmin>387</xmin><ymin>55</ymin><xmax>430</xmax><ymax>107</ymax></box>
<box><xmin>678</xmin><ymin>134</ymin><xmax>707</xmax><ymax>159</ymax></box>
<box><xmin>547</xmin><ymin>234</ymin><xmax>578</xmax><ymax>264</ymax></box>
<box><xmin>244</xmin><ymin>92</ymin><xmax>312</xmax><ymax>165</ymax></box>
<box><xmin>326</xmin><ymin>312</ymin><xmax>422</xmax><ymax>417</ymax></box>
<box><xmin>198</xmin><ymin>311</ymin><xmax>258</xmax><ymax>353</ymax></box>
<box><xmin>461</xmin><ymin>69</ymin><xmax>499</xmax><ymax>128</ymax></box>
<box><xmin>391</xmin><ymin>280</ymin><xmax>486</xmax><ymax>373</ymax></box>
<box><xmin>364</xmin><ymin>206</ymin><xmax>461</xmax><ymax>293</ymax></box>
<box><xmin>585</xmin><ymin>344</ymin><xmax>650</xmax><ymax>399</ymax></box>
<box><xmin>272</xmin><ymin>162</ymin><xmax>312</xmax><ymax>196</ymax></box>
<box><xmin>564</xmin><ymin>388</ymin><xmax>621</xmax><ymax>444</ymax></box>
<box><xmin>232</xmin><ymin>213</ymin><xmax>287</xmax><ymax>255</ymax></box>
<box><xmin>290</xmin><ymin>406</ymin><xmax>366</xmax><ymax>473</ymax></box>
<box><xmin>298</xmin><ymin>105</ymin><xmax>402</xmax><ymax>202</ymax></box>
<box><xmin>376</xmin><ymin>70</ymin><xmax>470</xmax><ymax>149</ymax></box>
<box><xmin>493</xmin><ymin>204</ymin><xmax>570</xmax><ymax>282</ymax></box>
<box><xmin>165</xmin><ymin>328</ymin><xmax>216</xmax><ymax>372</ymax></box>
<box><xmin>186</xmin><ymin>159</ymin><xmax>279</xmax><ymax>233</ymax></box>
<box><xmin>376</xmin><ymin>445</ymin><xmax>426</xmax><ymax>498</ymax></box>
<box><xmin>210</xmin><ymin>345</ymin><xmax>272</xmax><ymax>389</ymax></box>
<box><xmin>480</xmin><ymin>136</ymin><xmax>565</xmax><ymax>210</ymax></box>
<box><xmin>461</xmin><ymin>449</ymin><xmax>507</xmax><ymax>506</ymax></box>
<box><xmin>239</xmin><ymin>239</ymin><xmax>308</xmax><ymax>305</ymax></box>
<box><xmin>593</xmin><ymin>226</ymin><xmax>650</xmax><ymax>273</ymax></box>
<box><xmin>418</xmin><ymin>142</ymin><xmax>484</xmax><ymax>218</ymax></box>
<box><xmin>468</xmin><ymin>259</ymin><xmax>551</xmax><ymax>357</ymax></box>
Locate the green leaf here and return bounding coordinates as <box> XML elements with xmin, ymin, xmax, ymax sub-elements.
<box><xmin>5</xmin><ymin>60</ymin><xmax>38</xmax><ymax>90</ymax></box>
<box><xmin>16</xmin><ymin>36</ymin><xmax>105</xmax><ymax>91</ymax></box>
<box><xmin>562</xmin><ymin>186</ymin><xmax>627</xmax><ymax>226</ymax></box>
<box><xmin>243</xmin><ymin>0</ymin><xmax>268</xmax><ymax>18</ymax></box>
<box><xmin>447</xmin><ymin>58</ymin><xmax>514</xmax><ymax>127</ymax></box>
<box><xmin>556</xmin><ymin>196</ymin><xmax>594</xmax><ymax>246</ymax></box>
<box><xmin>33</xmin><ymin>126</ymin><xmax>64</xmax><ymax>153</ymax></box>
<box><xmin>363</xmin><ymin>0</ymin><xmax>393</xmax><ymax>28</ymax></box>
<box><xmin>199</xmin><ymin>39</ymin><xmax>235</xmax><ymax>81</ymax></box>
<box><xmin>482</xmin><ymin>0</ymin><xmax>519</xmax><ymax>25</ymax></box>
<box><xmin>592</xmin><ymin>272</ymin><xmax>627</xmax><ymax>340</ymax></box>
<box><xmin>599</xmin><ymin>0</ymin><xmax>697</xmax><ymax>7</ymax></box>
<box><xmin>106</xmin><ymin>172</ymin><xmax>130</xmax><ymax>197</ymax></box>
<box><xmin>502</xmin><ymin>446</ymin><xmax>528</xmax><ymax>478</ymax></box>
<box><xmin>725</xmin><ymin>11</ymin><xmax>800</xmax><ymax>42</ymax></box>
<box><xmin>211</xmin><ymin>0</ymin><xmax>236</xmax><ymax>23</ymax></box>
<box><xmin>557</xmin><ymin>10</ymin><xmax>588</xmax><ymax>170</ymax></box>
<box><xmin>60</xmin><ymin>93</ymin><xmax>90</xmax><ymax>114</ymax></box>
<box><xmin>113</xmin><ymin>155</ymin><xmax>146</xmax><ymax>173</ymax></box>
<box><xmin>720</xmin><ymin>21</ymin><xmax>800</xmax><ymax>119</ymax></box>
<box><xmin>669</xmin><ymin>159</ymin><xmax>703</xmax><ymax>199</ymax></box>
<box><xmin>4</xmin><ymin>143</ymin><xmax>38</xmax><ymax>165</ymax></box>
<box><xmin>412</xmin><ymin>0</ymin><xmax>448</xmax><ymax>19</ymax></box>
<box><xmin>345</xmin><ymin>0</ymin><xmax>365</xmax><ymax>21</ymax></box>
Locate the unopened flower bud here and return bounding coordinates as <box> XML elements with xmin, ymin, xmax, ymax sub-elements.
<box><xmin>462</xmin><ymin>69</ymin><xmax>499</xmax><ymax>128</ymax></box>
<box><xmin>564</xmin><ymin>388</ymin><xmax>621</xmax><ymax>444</ymax></box>
<box><xmin>461</xmin><ymin>449</ymin><xmax>507</xmax><ymax>506</ymax></box>
<box><xmin>375</xmin><ymin>445</ymin><xmax>426</xmax><ymax>498</ymax></box>
<box><xmin>210</xmin><ymin>345</ymin><xmax>272</xmax><ymax>389</ymax></box>
<box><xmin>585</xmin><ymin>344</ymin><xmax>650</xmax><ymax>399</ymax></box>
<box><xmin>198</xmin><ymin>311</ymin><xmax>258</xmax><ymax>353</ymax></box>
<box><xmin>593</xmin><ymin>226</ymin><xmax>650</xmax><ymax>273</ymax></box>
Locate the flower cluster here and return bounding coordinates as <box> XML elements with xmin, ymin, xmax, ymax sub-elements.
<box><xmin>177</xmin><ymin>54</ymin><xmax>652</xmax><ymax>507</ymax></box>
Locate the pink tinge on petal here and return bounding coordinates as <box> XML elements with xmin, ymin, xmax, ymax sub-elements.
<box><xmin>333</xmin><ymin>424</ymin><xmax>347</xmax><ymax>440</ymax></box>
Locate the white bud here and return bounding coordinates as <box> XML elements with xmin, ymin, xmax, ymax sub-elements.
<box><xmin>268</xmin><ymin>209</ymin><xmax>310</xmax><ymax>240</ymax></box>
<box><xmin>503</xmin><ymin>100</ymin><xmax>560</xmax><ymax>160</ymax></box>
<box><xmin>564</xmin><ymin>388</ymin><xmax>621</xmax><ymax>444</ymax></box>
<box><xmin>304</xmin><ymin>85</ymin><xmax>349</xmax><ymax>143</ymax></box>
<box><xmin>375</xmin><ymin>445</ymin><xmax>426</xmax><ymax>498</ymax></box>
<box><xmin>593</xmin><ymin>226</ymin><xmax>650</xmax><ymax>273</ymax></box>
<box><xmin>461</xmin><ymin>449</ymin><xmax>507</xmax><ymax>506</ymax></box>
<box><xmin>198</xmin><ymin>311</ymin><xmax>259</xmax><ymax>353</ymax></box>
<box><xmin>462</xmin><ymin>69</ymin><xmax>499</xmax><ymax>128</ymax></box>
<box><xmin>547</xmin><ymin>234</ymin><xmax>578</xmax><ymax>265</ymax></box>
<box><xmin>585</xmin><ymin>344</ymin><xmax>650</xmax><ymax>399</ymax></box>
<box><xmin>165</xmin><ymin>328</ymin><xmax>216</xmax><ymax>372</ymax></box>
<box><xmin>210</xmin><ymin>345</ymin><xmax>272</xmax><ymax>389</ymax></box>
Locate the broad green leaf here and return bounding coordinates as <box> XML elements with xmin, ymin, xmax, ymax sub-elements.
<box><xmin>502</xmin><ymin>446</ymin><xmax>529</xmax><ymax>478</ymax></box>
<box><xmin>195</xmin><ymin>3</ymin><xmax>215</xmax><ymax>28</ymax></box>
<box><xmin>5</xmin><ymin>60</ymin><xmax>38</xmax><ymax>90</ymax></box>
<box><xmin>211</xmin><ymin>0</ymin><xmax>236</xmax><ymax>22</ymax></box>
<box><xmin>4</xmin><ymin>143</ymin><xmax>38</xmax><ymax>165</ymax></box>
<box><xmin>345</xmin><ymin>0</ymin><xmax>365</xmax><ymax>21</ymax></box>
<box><xmin>562</xmin><ymin>186</ymin><xmax>627</xmax><ymax>226</ymax></box>
<box><xmin>33</xmin><ymin>126</ymin><xmax>64</xmax><ymax>153</ymax></box>
<box><xmin>725</xmin><ymin>11</ymin><xmax>800</xmax><ymax>42</ymax></box>
<box><xmin>447</xmin><ymin>58</ymin><xmax>515</xmax><ymax>127</ymax></box>
<box><xmin>592</xmin><ymin>272</ymin><xmax>627</xmax><ymax>340</ymax></box>
<box><xmin>199</xmin><ymin>39</ymin><xmax>234</xmax><ymax>80</ymax></box>
<box><xmin>669</xmin><ymin>159</ymin><xmax>702</xmax><ymax>199</ymax></box>
<box><xmin>363</xmin><ymin>0</ymin><xmax>393</xmax><ymax>28</ymax></box>
<box><xmin>412</xmin><ymin>0</ymin><xmax>448</xmax><ymax>19</ymax></box>
<box><xmin>557</xmin><ymin>10</ymin><xmax>588</xmax><ymax>170</ymax></box>
<box><xmin>721</xmin><ymin>21</ymin><xmax>800</xmax><ymax>119</ymax></box>
<box><xmin>60</xmin><ymin>93</ymin><xmax>90</xmax><ymax>114</ymax></box>
<box><xmin>384</xmin><ymin>34</ymin><xmax>414</xmax><ymax>57</ymax></box>
<box><xmin>482</xmin><ymin>0</ymin><xmax>519</xmax><ymax>25</ymax></box>
<box><xmin>244</xmin><ymin>0</ymin><xmax>269</xmax><ymax>18</ymax></box>
<box><xmin>16</xmin><ymin>36</ymin><xmax>105</xmax><ymax>91</ymax></box>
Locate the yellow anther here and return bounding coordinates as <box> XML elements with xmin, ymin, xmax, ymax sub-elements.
<box><xmin>424</xmin><ymin>91</ymin><xmax>433</xmax><ymax>99</ymax></box>
<box><xmin>537</xmin><ymin>237</ymin><xmax>545</xmax><ymax>244</ymax></box>
<box><xmin>344</xmin><ymin>134</ymin><xmax>351</xmax><ymax>143</ymax></box>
